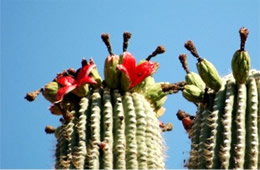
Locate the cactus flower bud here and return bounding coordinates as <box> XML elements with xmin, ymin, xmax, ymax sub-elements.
<box><xmin>104</xmin><ymin>55</ymin><xmax>120</xmax><ymax>89</ymax></box>
<box><xmin>231</xmin><ymin>50</ymin><xmax>251</xmax><ymax>84</ymax></box>
<box><xmin>89</xmin><ymin>58</ymin><xmax>102</xmax><ymax>88</ymax></box>
<box><xmin>196</xmin><ymin>59</ymin><xmax>222</xmax><ymax>91</ymax></box>
<box><xmin>183</xmin><ymin>84</ymin><xmax>204</xmax><ymax>103</ymax></box>
<box><xmin>42</xmin><ymin>81</ymin><xmax>60</xmax><ymax>103</ymax></box>
<box><xmin>72</xmin><ymin>84</ymin><xmax>89</xmax><ymax>97</ymax></box>
<box><xmin>185</xmin><ymin>72</ymin><xmax>205</xmax><ymax>91</ymax></box>
<box><xmin>231</xmin><ymin>27</ymin><xmax>251</xmax><ymax>84</ymax></box>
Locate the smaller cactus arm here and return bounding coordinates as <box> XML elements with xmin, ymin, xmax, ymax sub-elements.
<box><xmin>123</xmin><ymin>92</ymin><xmax>138</xmax><ymax>169</ymax></box>
<box><xmin>88</xmin><ymin>89</ymin><xmax>102</xmax><ymax>169</ymax></box>
<box><xmin>233</xmin><ymin>84</ymin><xmax>247</xmax><ymax>169</ymax></box>
<box><xmin>112</xmin><ymin>90</ymin><xmax>126</xmax><ymax>169</ymax></box>
<box><xmin>244</xmin><ymin>77</ymin><xmax>259</xmax><ymax>169</ymax></box>
<box><xmin>206</xmin><ymin>79</ymin><xmax>227</xmax><ymax>169</ymax></box>
<box><xmin>187</xmin><ymin>107</ymin><xmax>203</xmax><ymax>169</ymax></box>
<box><xmin>101</xmin><ymin>88</ymin><xmax>113</xmax><ymax>169</ymax></box>
<box><xmin>132</xmin><ymin>93</ymin><xmax>148</xmax><ymax>169</ymax></box>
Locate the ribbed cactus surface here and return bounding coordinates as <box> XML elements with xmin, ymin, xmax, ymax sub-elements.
<box><xmin>54</xmin><ymin>88</ymin><xmax>165</xmax><ymax>169</ymax></box>
<box><xmin>188</xmin><ymin>70</ymin><xmax>260</xmax><ymax>169</ymax></box>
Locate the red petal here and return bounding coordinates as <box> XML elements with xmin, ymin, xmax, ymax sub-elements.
<box><xmin>130</xmin><ymin>61</ymin><xmax>158</xmax><ymax>88</ymax></box>
<box><xmin>57</xmin><ymin>76</ymin><xmax>76</xmax><ymax>86</ymax></box>
<box><xmin>77</xmin><ymin>76</ymin><xmax>97</xmax><ymax>85</ymax></box>
<box><xmin>77</xmin><ymin>63</ymin><xmax>96</xmax><ymax>81</ymax></box>
<box><xmin>55</xmin><ymin>84</ymin><xmax>77</xmax><ymax>103</ymax></box>
<box><xmin>121</xmin><ymin>52</ymin><xmax>136</xmax><ymax>73</ymax></box>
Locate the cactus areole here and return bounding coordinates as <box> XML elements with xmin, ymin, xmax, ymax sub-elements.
<box><xmin>26</xmin><ymin>32</ymin><xmax>172</xmax><ymax>169</ymax></box>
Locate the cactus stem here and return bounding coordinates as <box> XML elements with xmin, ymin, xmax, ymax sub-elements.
<box><xmin>123</xmin><ymin>32</ymin><xmax>132</xmax><ymax>52</ymax></box>
<box><xmin>239</xmin><ymin>27</ymin><xmax>249</xmax><ymax>51</ymax></box>
<box><xmin>184</xmin><ymin>40</ymin><xmax>203</xmax><ymax>62</ymax></box>
<box><xmin>179</xmin><ymin>54</ymin><xmax>190</xmax><ymax>74</ymax></box>
<box><xmin>101</xmin><ymin>33</ymin><xmax>114</xmax><ymax>56</ymax></box>
<box><xmin>161</xmin><ymin>81</ymin><xmax>186</xmax><ymax>94</ymax></box>
<box><xmin>146</xmin><ymin>45</ymin><xmax>165</xmax><ymax>61</ymax></box>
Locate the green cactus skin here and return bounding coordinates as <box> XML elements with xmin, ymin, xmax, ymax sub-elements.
<box><xmin>54</xmin><ymin>88</ymin><xmax>165</xmax><ymax>169</ymax></box>
<box><xmin>187</xmin><ymin>70</ymin><xmax>260</xmax><ymax>169</ymax></box>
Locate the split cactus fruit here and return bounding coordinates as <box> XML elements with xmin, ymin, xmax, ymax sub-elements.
<box><xmin>25</xmin><ymin>32</ymin><xmax>172</xmax><ymax>169</ymax></box>
<box><xmin>176</xmin><ymin>27</ymin><xmax>260</xmax><ymax>169</ymax></box>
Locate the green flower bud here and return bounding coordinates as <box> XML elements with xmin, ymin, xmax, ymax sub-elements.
<box><xmin>89</xmin><ymin>59</ymin><xmax>102</xmax><ymax>88</ymax></box>
<box><xmin>185</xmin><ymin>72</ymin><xmax>206</xmax><ymax>91</ymax></box>
<box><xmin>104</xmin><ymin>55</ymin><xmax>120</xmax><ymax>89</ymax></box>
<box><xmin>231</xmin><ymin>50</ymin><xmax>251</xmax><ymax>84</ymax></box>
<box><xmin>72</xmin><ymin>84</ymin><xmax>89</xmax><ymax>97</ymax></box>
<box><xmin>42</xmin><ymin>81</ymin><xmax>60</xmax><ymax>103</ymax></box>
<box><xmin>183</xmin><ymin>84</ymin><xmax>204</xmax><ymax>103</ymax></box>
<box><xmin>197</xmin><ymin>59</ymin><xmax>222</xmax><ymax>91</ymax></box>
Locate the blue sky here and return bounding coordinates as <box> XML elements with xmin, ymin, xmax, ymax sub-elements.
<box><xmin>1</xmin><ymin>0</ymin><xmax>259</xmax><ymax>169</ymax></box>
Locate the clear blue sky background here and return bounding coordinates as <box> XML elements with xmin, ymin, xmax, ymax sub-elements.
<box><xmin>1</xmin><ymin>0</ymin><xmax>259</xmax><ymax>169</ymax></box>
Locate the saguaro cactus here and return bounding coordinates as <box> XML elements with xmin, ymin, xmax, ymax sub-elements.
<box><xmin>25</xmin><ymin>32</ymin><xmax>172</xmax><ymax>169</ymax></box>
<box><xmin>175</xmin><ymin>27</ymin><xmax>260</xmax><ymax>169</ymax></box>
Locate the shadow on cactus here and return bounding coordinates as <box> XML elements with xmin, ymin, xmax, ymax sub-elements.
<box><xmin>171</xmin><ymin>27</ymin><xmax>260</xmax><ymax>169</ymax></box>
<box><xmin>25</xmin><ymin>32</ymin><xmax>174</xmax><ymax>169</ymax></box>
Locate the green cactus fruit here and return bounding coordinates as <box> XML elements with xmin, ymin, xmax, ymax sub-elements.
<box><xmin>232</xmin><ymin>28</ymin><xmax>251</xmax><ymax>84</ymax></box>
<box><xmin>197</xmin><ymin>59</ymin><xmax>222</xmax><ymax>91</ymax></box>
<box><xmin>185</xmin><ymin>72</ymin><xmax>206</xmax><ymax>91</ymax></box>
<box><xmin>72</xmin><ymin>84</ymin><xmax>89</xmax><ymax>97</ymax></box>
<box><xmin>183</xmin><ymin>84</ymin><xmax>204</xmax><ymax>103</ymax></box>
<box><xmin>42</xmin><ymin>81</ymin><xmax>60</xmax><ymax>103</ymax></box>
<box><xmin>104</xmin><ymin>55</ymin><xmax>120</xmax><ymax>89</ymax></box>
<box><xmin>231</xmin><ymin>50</ymin><xmax>250</xmax><ymax>84</ymax></box>
<box><xmin>54</xmin><ymin>88</ymin><xmax>165</xmax><ymax>169</ymax></box>
<box><xmin>187</xmin><ymin>70</ymin><xmax>260</xmax><ymax>169</ymax></box>
<box><xmin>90</xmin><ymin>66</ymin><xmax>102</xmax><ymax>88</ymax></box>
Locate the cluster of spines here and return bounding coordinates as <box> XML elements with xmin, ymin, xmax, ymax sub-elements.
<box><xmin>53</xmin><ymin>89</ymin><xmax>165</xmax><ymax>169</ymax></box>
<box><xmin>187</xmin><ymin>70</ymin><xmax>260</xmax><ymax>169</ymax></box>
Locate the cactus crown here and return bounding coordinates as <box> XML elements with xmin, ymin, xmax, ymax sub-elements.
<box><xmin>174</xmin><ymin>27</ymin><xmax>260</xmax><ymax>169</ymax></box>
<box><xmin>25</xmin><ymin>32</ymin><xmax>173</xmax><ymax>169</ymax></box>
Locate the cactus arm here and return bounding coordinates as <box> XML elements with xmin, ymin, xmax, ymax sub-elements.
<box><xmin>233</xmin><ymin>84</ymin><xmax>247</xmax><ymax>169</ymax></box>
<box><xmin>132</xmin><ymin>93</ymin><xmax>148</xmax><ymax>169</ymax></box>
<box><xmin>244</xmin><ymin>77</ymin><xmax>259</xmax><ymax>169</ymax></box>
<box><xmin>123</xmin><ymin>92</ymin><xmax>138</xmax><ymax>169</ymax></box>
<box><xmin>88</xmin><ymin>89</ymin><xmax>102</xmax><ymax>169</ymax></box>
<box><xmin>206</xmin><ymin>79</ymin><xmax>227</xmax><ymax>169</ymax></box>
<box><xmin>187</xmin><ymin>107</ymin><xmax>203</xmax><ymax>169</ymax></box>
<box><xmin>112</xmin><ymin>90</ymin><xmax>126</xmax><ymax>169</ymax></box>
<box><xmin>101</xmin><ymin>88</ymin><xmax>113</xmax><ymax>169</ymax></box>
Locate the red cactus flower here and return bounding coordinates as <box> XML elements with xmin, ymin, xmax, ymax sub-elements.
<box><xmin>117</xmin><ymin>52</ymin><xmax>159</xmax><ymax>89</ymax></box>
<box><xmin>55</xmin><ymin>63</ymin><xmax>97</xmax><ymax>102</ymax></box>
